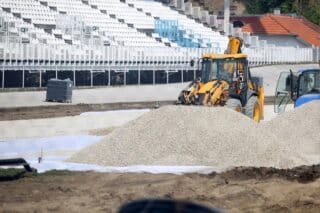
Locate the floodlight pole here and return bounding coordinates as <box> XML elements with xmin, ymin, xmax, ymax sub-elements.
<box><xmin>224</xmin><ymin>0</ymin><xmax>230</xmax><ymax>36</ymax></box>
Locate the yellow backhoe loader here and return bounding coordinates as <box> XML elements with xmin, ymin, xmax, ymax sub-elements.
<box><xmin>177</xmin><ymin>37</ymin><xmax>264</xmax><ymax>122</ymax></box>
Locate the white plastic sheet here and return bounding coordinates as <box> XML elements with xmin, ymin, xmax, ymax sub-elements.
<box><xmin>31</xmin><ymin>161</ymin><xmax>219</xmax><ymax>174</ymax></box>
<box><xmin>0</xmin><ymin>135</ymin><xmax>102</xmax><ymax>159</ymax></box>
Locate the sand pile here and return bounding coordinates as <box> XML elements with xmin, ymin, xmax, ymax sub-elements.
<box><xmin>69</xmin><ymin>102</ymin><xmax>320</xmax><ymax>169</ymax></box>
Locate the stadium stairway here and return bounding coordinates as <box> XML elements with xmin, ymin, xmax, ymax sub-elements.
<box><xmin>125</xmin><ymin>0</ymin><xmax>228</xmax><ymax>50</ymax></box>
<box><xmin>83</xmin><ymin>0</ymin><xmax>178</xmax><ymax>47</ymax></box>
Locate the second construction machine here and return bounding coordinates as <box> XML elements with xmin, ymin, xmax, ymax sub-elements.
<box><xmin>177</xmin><ymin>37</ymin><xmax>264</xmax><ymax>122</ymax></box>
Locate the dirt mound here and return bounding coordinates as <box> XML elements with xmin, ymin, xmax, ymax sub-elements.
<box><xmin>69</xmin><ymin>105</ymin><xmax>315</xmax><ymax>169</ymax></box>
<box><xmin>216</xmin><ymin>164</ymin><xmax>320</xmax><ymax>183</ymax></box>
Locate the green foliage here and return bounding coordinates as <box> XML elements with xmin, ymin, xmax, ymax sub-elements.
<box><xmin>302</xmin><ymin>5</ymin><xmax>320</xmax><ymax>25</ymax></box>
<box><xmin>241</xmin><ymin>0</ymin><xmax>286</xmax><ymax>14</ymax></box>
<box><xmin>279</xmin><ymin>0</ymin><xmax>296</xmax><ymax>13</ymax></box>
<box><xmin>240</xmin><ymin>0</ymin><xmax>320</xmax><ymax>25</ymax></box>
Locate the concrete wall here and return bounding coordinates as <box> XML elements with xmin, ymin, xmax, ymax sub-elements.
<box><xmin>257</xmin><ymin>35</ymin><xmax>310</xmax><ymax>48</ymax></box>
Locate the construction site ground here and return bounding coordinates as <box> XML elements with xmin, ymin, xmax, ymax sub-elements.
<box><xmin>1</xmin><ymin>64</ymin><xmax>319</xmax><ymax>212</ymax></box>
<box><xmin>1</xmin><ymin>166</ymin><xmax>320</xmax><ymax>213</ymax></box>
<box><xmin>1</xmin><ymin>103</ymin><xmax>318</xmax><ymax>213</ymax></box>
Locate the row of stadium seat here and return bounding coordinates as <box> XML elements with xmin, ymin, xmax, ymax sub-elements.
<box><xmin>1</xmin><ymin>0</ymin><xmax>56</xmax><ymax>25</ymax></box>
<box><xmin>42</xmin><ymin>0</ymin><xmax>165</xmax><ymax>47</ymax></box>
<box><xmin>87</xmin><ymin>0</ymin><xmax>155</xmax><ymax>29</ymax></box>
<box><xmin>1</xmin><ymin>0</ymin><xmax>227</xmax><ymax>48</ymax></box>
<box><xmin>0</xmin><ymin>8</ymin><xmax>65</xmax><ymax>45</ymax></box>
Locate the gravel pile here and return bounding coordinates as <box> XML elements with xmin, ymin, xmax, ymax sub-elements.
<box><xmin>69</xmin><ymin>102</ymin><xmax>320</xmax><ymax>169</ymax></box>
<box><xmin>263</xmin><ymin>101</ymin><xmax>320</xmax><ymax>144</ymax></box>
<box><xmin>262</xmin><ymin>101</ymin><xmax>320</xmax><ymax>163</ymax></box>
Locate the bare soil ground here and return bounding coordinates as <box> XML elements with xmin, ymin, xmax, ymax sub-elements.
<box><xmin>0</xmin><ymin>166</ymin><xmax>319</xmax><ymax>213</ymax></box>
<box><xmin>0</xmin><ymin>97</ymin><xmax>275</xmax><ymax>121</ymax></box>
<box><xmin>0</xmin><ymin>101</ymin><xmax>172</xmax><ymax>121</ymax></box>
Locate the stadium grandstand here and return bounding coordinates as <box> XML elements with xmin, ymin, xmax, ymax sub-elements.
<box><xmin>0</xmin><ymin>0</ymin><xmax>318</xmax><ymax>88</ymax></box>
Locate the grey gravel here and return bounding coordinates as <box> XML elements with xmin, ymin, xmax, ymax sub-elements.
<box><xmin>69</xmin><ymin>102</ymin><xmax>320</xmax><ymax>169</ymax></box>
<box><xmin>262</xmin><ymin>101</ymin><xmax>320</xmax><ymax>163</ymax></box>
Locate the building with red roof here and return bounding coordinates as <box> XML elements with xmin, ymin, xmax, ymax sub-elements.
<box><xmin>231</xmin><ymin>13</ymin><xmax>320</xmax><ymax>48</ymax></box>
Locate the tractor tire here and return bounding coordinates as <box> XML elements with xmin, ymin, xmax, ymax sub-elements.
<box><xmin>225</xmin><ymin>98</ymin><xmax>242</xmax><ymax>112</ymax></box>
<box><xmin>177</xmin><ymin>94</ymin><xmax>187</xmax><ymax>105</ymax></box>
<box><xmin>196</xmin><ymin>94</ymin><xmax>206</xmax><ymax>105</ymax></box>
<box><xmin>177</xmin><ymin>91</ymin><xmax>191</xmax><ymax>105</ymax></box>
<box><xmin>245</xmin><ymin>96</ymin><xmax>261</xmax><ymax>122</ymax></box>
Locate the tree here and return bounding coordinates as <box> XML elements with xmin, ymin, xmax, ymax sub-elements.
<box><xmin>239</xmin><ymin>0</ymin><xmax>320</xmax><ymax>25</ymax></box>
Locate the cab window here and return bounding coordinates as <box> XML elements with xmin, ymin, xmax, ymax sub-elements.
<box><xmin>298</xmin><ymin>71</ymin><xmax>320</xmax><ymax>96</ymax></box>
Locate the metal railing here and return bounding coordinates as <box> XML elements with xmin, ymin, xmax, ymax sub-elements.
<box><xmin>0</xmin><ymin>43</ymin><xmax>221</xmax><ymax>65</ymax></box>
<box><xmin>0</xmin><ymin>43</ymin><xmax>319</xmax><ymax>89</ymax></box>
<box><xmin>245</xmin><ymin>46</ymin><xmax>319</xmax><ymax>66</ymax></box>
<box><xmin>1</xmin><ymin>43</ymin><xmax>318</xmax><ymax>65</ymax></box>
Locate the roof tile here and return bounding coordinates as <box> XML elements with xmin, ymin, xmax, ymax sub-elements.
<box><xmin>231</xmin><ymin>14</ymin><xmax>320</xmax><ymax>47</ymax></box>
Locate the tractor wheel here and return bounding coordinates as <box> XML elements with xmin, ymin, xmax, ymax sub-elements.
<box><xmin>225</xmin><ymin>98</ymin><xmax>242</xmax><ymax>112</ymax></box>
<box><xmin>177</xmin><ymin>94</ymin><xmax>187</xmax><ymax>104</ymax></box>
<box><xmin>245</xmin><ymin>96</ymin><xmax>261</xmax><ymax>122</ymax></box>
<box><xmin>177</xmin><ymin>91</ymin><xmax>190</xmax><ymax>105</ymax></box>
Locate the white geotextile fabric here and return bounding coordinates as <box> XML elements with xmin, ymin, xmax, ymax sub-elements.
<box><xmin>0</xmin><ymin>135</ymin><xmax>102</xmax><ymax>158</ymax></box>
